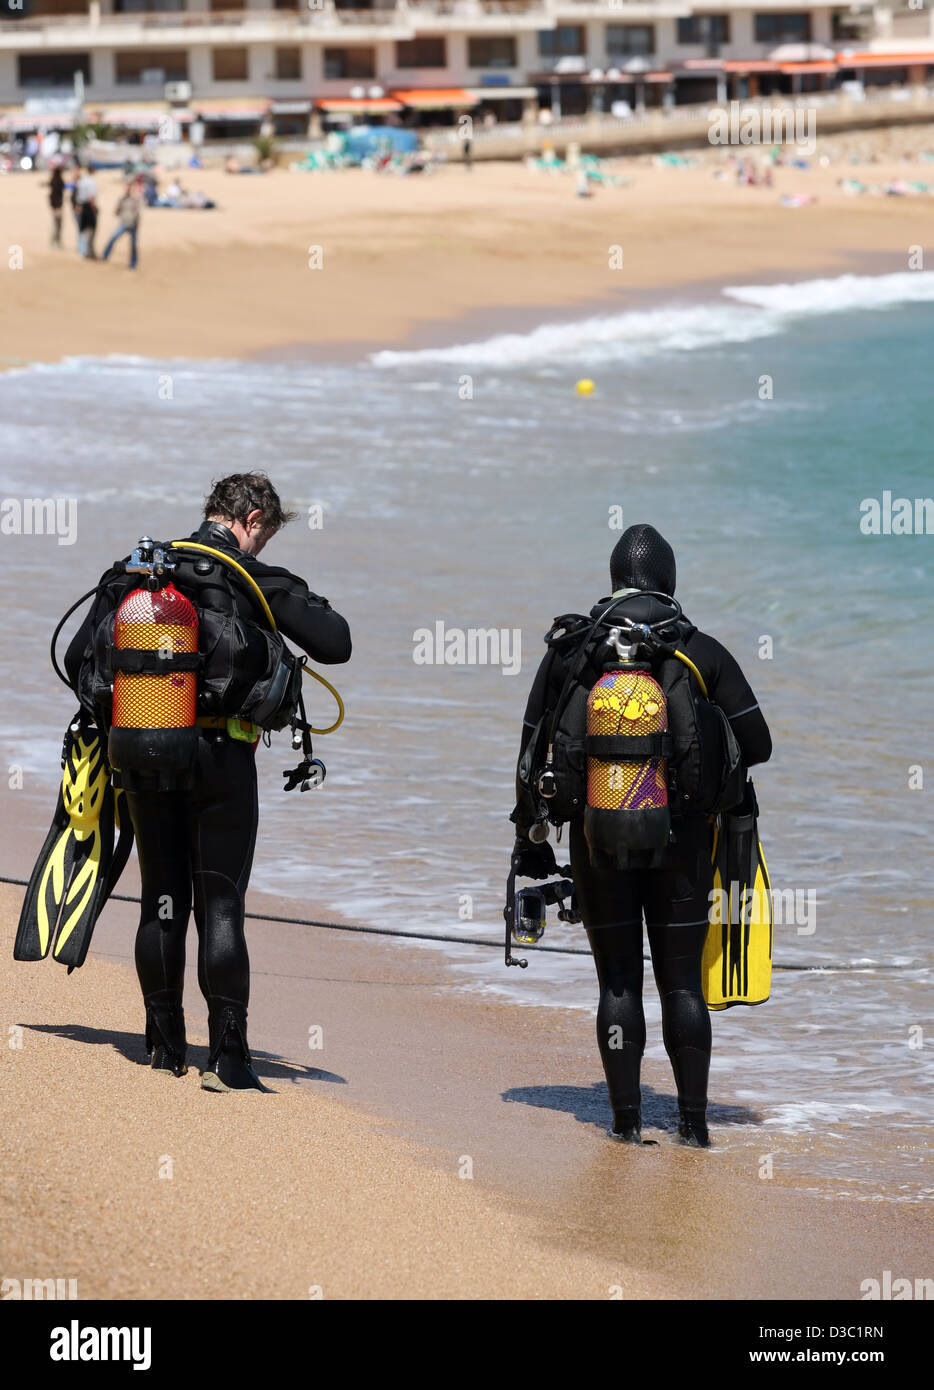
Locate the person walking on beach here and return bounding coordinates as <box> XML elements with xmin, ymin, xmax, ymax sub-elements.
<box><xmin>510</xmin><ymin>525</ymin><xmax>771</xmax><ymax>1147</ymax></box>
<box><xmin>74</xmin><ymin>165</ymin><xmax>99</xmax><ymax>258</ymax></box>
<box><xmin>46</xmin><ymin>166</ymin><xmax>65</xmax><ymax>248</ymax></box>
<box><xmin>102</xmin><ymin>180</ymin><xmax>142</xmax><ymax>270</ymax></box>
<box><xmin>62</xmin><ymin>474</ymin><xmax>352</xmax><ymax>1091</ymax></box>
<box><xmin>69</xmin><ymin>162</ymin><xmax>82</xmax><ymax>240</ymax></box>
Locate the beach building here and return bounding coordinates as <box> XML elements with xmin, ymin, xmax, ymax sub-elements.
<box><xmin>2</xmin><ymin>0</ymin><xmax>934</xmax><ymax>141</ymax></box>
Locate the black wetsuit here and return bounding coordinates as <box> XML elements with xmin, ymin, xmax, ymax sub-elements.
<box><xmin>65</xmin><ymin>521</ymin><xmax>351</xmax><ymax>1045</ymax></box>
<box><xmin>517</xmin><ymin>593</ymin><xmax>771</xmax><ymax>1128</ymax></box>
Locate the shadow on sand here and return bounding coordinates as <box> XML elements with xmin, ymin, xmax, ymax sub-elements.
<box><xmin>23</xmin><ymin>1022</ymin><xmax>346</xmax><ymax>1087</ymax></box>
<box><xmin>502</xmin><ymin>1081</ymin><xmax>761</xmax><ymax>1132</ymax></box>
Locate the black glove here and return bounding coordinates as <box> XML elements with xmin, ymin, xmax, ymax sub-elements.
<box><xmin>511</xmin><ymin>835</ymin><xmax>558</xmax><ymax>880</ymax></box>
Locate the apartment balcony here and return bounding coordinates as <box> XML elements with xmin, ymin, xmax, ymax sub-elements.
<box><xmin>549</xmin><ymin>0</ymin><xmax>689</xmax><ymax>16</ymax></box>
<box><xmin>0</xmin><ymin>5</ymin><xmax>416</xmax><ymax>47</ymax></box>
<box><xmin>0</xmin><ymin>0</ymin><xmax>558</xmax><ymax>45</ymax></box>
<box><xmin>399</xmin><ymin>0</ymin><xmax>550</xmax><ymax>31</ymax></box>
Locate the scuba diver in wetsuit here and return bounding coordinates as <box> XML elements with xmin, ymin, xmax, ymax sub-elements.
<box><xmin>63</xmin><ymin>474</ymin><xmax>352</xmax><ymax>1092</ymax></box>
<box><xmin>510</xmin><ymin>525</ymin><xmax>771</xmax><ymax>1146</ymax></box>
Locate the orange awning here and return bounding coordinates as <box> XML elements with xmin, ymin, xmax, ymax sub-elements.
<box><xmin>393</xmin><ymin>88</ymin><xmax>478</xmax><ymax>109</ymax></box>
<box><xmin>317</xmin><ymin>98</ymin><xmax>402</xmax><ymax>113</ymax></box>
<box><xmin>646</xmin><ymin>72</ymin><xmax>674</xmax><ymax>83</ymax></box>
<box><xmin>837</xmin><ymin>51</ymin><xmax>934</xmax><ymax>67</ymax></box>
<box><xmin>779</xmin><ymin>62</ymin><xmax>837</xmax><ymax>74</ymax></box>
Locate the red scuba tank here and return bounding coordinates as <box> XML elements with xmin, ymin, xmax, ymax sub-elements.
<box><xmin>108</xmin><ymin>584</ymin><xmax>200</xmax><ymax>789</ymax></box>
<box><xmin>583</xmin><ymin>658</ymin><xmax>671</xmax><ymax>869</ymax></box>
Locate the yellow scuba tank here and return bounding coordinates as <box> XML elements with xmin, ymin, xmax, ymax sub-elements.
<box><xmin>583</xmin><ymin>625</ymin><xmax>672</xmax><ymax>869</ymax></box>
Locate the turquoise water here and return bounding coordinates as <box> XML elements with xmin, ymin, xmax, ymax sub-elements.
<box><xmin>1</xmin><ymin>272</ymin><xmax>931</xmax><ymax>1198</ymax></box>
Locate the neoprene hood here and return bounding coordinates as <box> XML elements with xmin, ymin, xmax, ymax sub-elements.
<box><xmin>610</xmin><ymin>524</ymin><xmax>676</xmax><ymax>597</ymax></box>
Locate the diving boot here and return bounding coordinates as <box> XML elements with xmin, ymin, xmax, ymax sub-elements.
<box><xmin>201</xmin><ymin>998</ymin><xmax>265</xmax><ymax>1093</ymax></box>
<box><xmin>678</xmin><ymin>1107</ymin><xmax>711</xmax><ymax>1148</ymax></box>
<box><xmin>609</xmin><ymin>1107</ymin><xmax>642</xmax><ymax>1144</ymax></box>
<box><xmin>144</xmin><ymin>992</ymin><xmax>188</xmax><ymax>1078</ymax></box>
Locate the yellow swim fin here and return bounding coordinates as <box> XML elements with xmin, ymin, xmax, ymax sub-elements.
<box><xmin>702</xmin><ymin>779</ymin><xmax>772</xmax><ymax>1010</ymax></box>
<box><xmin>14</xmin><ymin>713</ymin><xmax>134</xmax><ymax>972</ymax></box>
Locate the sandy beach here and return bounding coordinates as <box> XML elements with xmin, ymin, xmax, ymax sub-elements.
<box><xmin>3</xmin><ymin>122</ymin><xmax>934</xmax><ymax>365</ymax></box>
<box><xmin>3</xmin><ymin>115</ymin><xmax>933</xmax><ymax>1308</ymax></box>
<box><xmin>2</xmin><ymin>877</ymin><xmax>931</xmax><ymax>1301</ymax></box>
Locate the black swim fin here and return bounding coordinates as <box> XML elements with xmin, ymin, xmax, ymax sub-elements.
<box><xmin>702</xmin><ymin>778</ymin><xmax>772</xmax><ymax>1009</ymax></box>
<box><xmin>13</xmin><ymin>712</ymin><xmax>134</xmax><ymax>971</ymax></box>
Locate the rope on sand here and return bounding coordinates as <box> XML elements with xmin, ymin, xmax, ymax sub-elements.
<box><xmin>0</xmin><ymin>875</ymin><xmax>909</xmax><ymax>972</ymax></box>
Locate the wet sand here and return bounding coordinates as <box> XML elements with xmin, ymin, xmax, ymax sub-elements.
<box><xmin>3</xmin><ymin>122</ymin><xmax>934</xmax><ymax>365</ymax></box>
<box><xmin>2</xmin><ymin>879</ymin><xmax>930</xmax><ymax>1300</ymax></box>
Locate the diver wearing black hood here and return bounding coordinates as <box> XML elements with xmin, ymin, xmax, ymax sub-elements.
<box><xmin>512</xmin><ymin>525</ymin><xmax>771</xmax><ymax>1146</ymax></box>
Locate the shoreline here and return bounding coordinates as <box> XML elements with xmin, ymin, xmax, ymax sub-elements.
<box><xmin>246</xmin><ymin>246</ymin><xmax>916</xmax><ymax>366</ymax></box>
<box><xmin>0</xmin><ymin>248</ymin><xmax>922</xmax><ymax>376</ymax></box>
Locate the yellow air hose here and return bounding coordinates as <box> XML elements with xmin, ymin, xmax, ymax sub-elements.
<box><xmin>671</xmin><ymin>649</ymin><xmax>708</xmax><ymax>699</ymax></box>
<box><xmin>170</xmin><ymin>541</ymin><xmax>345</xmax><ymax>734</ymax></box>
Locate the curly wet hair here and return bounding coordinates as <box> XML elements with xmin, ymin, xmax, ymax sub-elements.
<box><xmin>203</xmin><ymin>473</ymin><xmax>298</xmax><ymax>534</ymax></box>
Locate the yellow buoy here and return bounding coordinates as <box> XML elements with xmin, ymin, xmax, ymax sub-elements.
<box><xmin>576</xmin><ymin>379</ymin><xmax>595</xmax><ymax>396</ymax></box>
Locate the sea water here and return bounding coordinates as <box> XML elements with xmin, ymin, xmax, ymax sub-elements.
<box><xmin>1</xmin><ymin>271</ymin><xmax>931</xmax><ymax>1199</ymax></box>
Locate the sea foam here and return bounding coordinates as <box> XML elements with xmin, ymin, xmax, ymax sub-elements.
<box><xmin>372</xmin><ymin>271</ymin><xmax>934</xmax><ymax>369</ymax></box>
